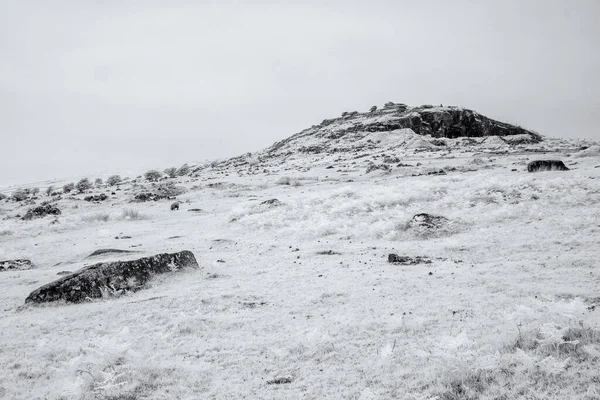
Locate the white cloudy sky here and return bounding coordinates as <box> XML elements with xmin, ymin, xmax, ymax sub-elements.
<box><xmin>1</xmin><ymin>0</ymin><xmax>598</xmax><ymax>186</ymax></box>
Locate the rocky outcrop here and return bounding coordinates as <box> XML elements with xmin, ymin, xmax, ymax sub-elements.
<box><xmin>0</xmin><ymin>259</ymin><xmax>35</xmax><ymax>272</ymax></box>
<box><xmin>264</xmin><ymin>104</ymin><xmax>542</xmax><ymax>158</ymax></box>
<box><xmin>25</xmin><ymin>251</ymin><xmax>199</xmax><ymax>304</ymax></box>
<box><xmin>527</xmin><ymin>160</ymin><xmax>570</xmax><ymax>172</ymax></box>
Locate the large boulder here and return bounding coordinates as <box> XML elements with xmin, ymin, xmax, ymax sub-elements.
<box><xmin>25</xmin><ymin>251</ymin><xmax>198</xmax><ymax>304</ymax></box>
<box><xmin>527</xmin><ymin>160</ymin><xmax>570</xmax><ymax>172</ymax></box>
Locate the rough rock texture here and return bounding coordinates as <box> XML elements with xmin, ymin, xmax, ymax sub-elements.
<box><xmin>0</xmin><ymin>259</ymin><xmax>35</xmax><ymax>272</ymax></box>
<box><xmin>409</xmin><ymin>213</ymin><xmax>449</xmax><ymax>229</ymax></box>
<box><xmin>171</xmin><ymin>201</ymin><xmax>180</xmax><ymax>210</ymax></box>
<box><xmin>87</xmin><ymin>249</ymin><xmax>136</xmax><ymax>258</ymax></box>
<box><xmin>25</xmin><ymin>251</ymin><xmax>198</xmax><ymax>304</ymax></box>
<box><xmin>527</xmin><ymin>160</ymin><xmax>570</xmax><ymax>172</ymax></box>
<box><xmin>388</xmin><ymin>254</ymin><xmax>432</xmax><ymax>265</ymax></box>
<box><xmin>22</xmin><ymin>202</ymin><xmax>61</xmax><ymax>220</ymax></box>
<box><xmin>260</xmin><ymin>199</ymin><xmax>283</xmax><ymax>206</ymax></box>
<box><xmin>264</xmin><ymin>105</ymin><xmax>542</xmax><ymax>157</ymax></box>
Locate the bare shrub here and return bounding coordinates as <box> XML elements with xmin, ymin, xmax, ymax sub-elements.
<box><xmin>11</xmin><ymin>189</ymin><xmax>28</xmax><ymax>201</ymax></box>
<box><xmin>63</xmin><ymin>182</ymin><xmax>75</xmax><ymax>193</ymax></box>
<box><xmin>0</xmin><ymin>193</ymin><xmax>6</xmax><ymax>201</ymax></box>
<box><xmin>76</xmin><ymin>178</ymin><xmax>92</xmax><ymax>193</ymax></box>
<box><xmin>83</xmin><ymin>213</ymin><xmax>110</xmax><ymax>222</ymax></box>
<box><xmin>164</xmin><ymin>167</ymin><xmax>177</xmax><ymax>178</ymax></box>
<box><xmin>95</xmin><ymin>178</ymin><xmax>103</xmax><ymax>187</ymax></box>
<box><xmin>45</xmin><ymin>186</ymin><xmax>54</xmax><ymax>196</ymax></box>
<box><xmin>144</xmin><ymin>170</ymin><xmax>162</xmax><ymax>182</ymax></box>
<box><xmin>107</xmin><ymin>175</ymin><xmax>122</xmax><ymax>186</ymax></box>
<box><xmin>176</xmin><ymin>163</ymin><xmax>190</xmax><ymax>176</ymax></box>
<box><xmin>121</xmin><ymin>208</ymin><xmax>145</xmax><ymax>220</ymax></box>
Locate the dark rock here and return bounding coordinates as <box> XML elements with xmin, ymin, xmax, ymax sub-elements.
<box><xmin>260</xmin><ymin>199</ymin><xmax>283</xmax><ymax>206</ymax></box>
<box><xmin>25</xmin><ymin>251</ymin><xmax>199</xmax><ymax>304</ymax></box>
<box><xmin>57</xmin><ymin>271</ymin><xmax>72</xmax><ymax>275</ymax></box>
<box><xmin>22</xmin><ymin>202</ymin><xmax>61</xmax><ymax>220</ymax></box>
<box><xmin>0</xmin><ymin>259</ymin><xmax>35</xmax><ymax>272</ymax></box>
<box><xmin>527</xmin><ymin>160</ymin><xmax>570</xmax><ymax>172</ymax></box>
<box><xmin>388</xmin><ymin>254</ymin><xmax>432</xmax><ymax>265</ymax></box>
<box><xmin>84</xmin><ymin>193</ymin><xmax>108</xmax><ymax>202</ymax></box>
<box><xmin>87</xmin><ymin>249</ymin><xmax>136</xmax><ymax>258</ymax></box>
<box><xmin>317</xmin><ymin>250</ymin><xmax>341</xmax><ymax>255</ymax></box>
<box><xmin>267</xmin><ymin>376</ymin><xmax>292</xmax><ymax>385</ymax></box>
<box><xmin>188</xmin><ymin>208</ymin><xmax>203</xmax><ymax>212</ymax></box>
<box><xmin>409</xmin><ymin>213</ymin><xmax>449</xmax><ymax>229</ymax></box>
<box><xmin>171</xmin><ymin>202</ymin><xmax>180</xmax><ymax>211</ymax></box>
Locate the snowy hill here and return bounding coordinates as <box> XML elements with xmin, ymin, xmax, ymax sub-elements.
<box><xmin>1</xmin><ymin>104</ymin><xmax>599</xmax><ymax>399</ymax></box>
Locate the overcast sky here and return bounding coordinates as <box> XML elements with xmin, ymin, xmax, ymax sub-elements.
<box><xmin>1</xmin><ymin>0</ymin><xmax>599</xmax><ymax>186</ymax></box>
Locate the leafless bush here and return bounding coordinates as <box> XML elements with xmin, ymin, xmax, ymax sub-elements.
<box><xmin>63</xmin><ymin>182</ymin><xmax>75</xmax><ymax>193</ymax></box>
<box><xmin>176</xmin><ymin>163</ymin><xmax>190</xmax><ymax>176</ymax></box>
<box><xmin>107</xmin><ymin>175</ymin><xmax>122</xmax><ymax>186</ymax></box>
<box><xmin>76</xmin><ymin>178</ymin><xmax>92</xmax><ymax>193</ymax></box>
<box><xmin>11</xmin><ymin>189</ymin><xmax>28</xmax><ymax>201</ymax></box>
<box><xmin>144</xmin><ymin>170</ymin><xmax>162</xmax><ymax>182</ymax></box>
<box><xmin>95</xmin><ymin>178</ymin><xmax>103</xmax><ymax>187</ymax></box>
<box><xmin>164</xmin><ymin>167</ymin><xmax>177</xmax><ymax>178</ymax></box>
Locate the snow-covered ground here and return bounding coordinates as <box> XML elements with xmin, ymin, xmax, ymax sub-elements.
<box><xmin>1</xmin><ymin>137</ymin><xmax>599</xmax><ymax>399</ymax></box>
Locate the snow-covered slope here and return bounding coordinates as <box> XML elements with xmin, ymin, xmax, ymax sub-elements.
<box><xmin>1</xmin><ymin>106</ymin><xmax>599</xmax><ymax>399</ymax></box>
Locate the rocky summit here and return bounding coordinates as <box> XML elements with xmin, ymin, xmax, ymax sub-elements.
<box><xmin>218</xmin><ymin>103</ymin><xmax>543</xmax><ymax>171</ymax></box>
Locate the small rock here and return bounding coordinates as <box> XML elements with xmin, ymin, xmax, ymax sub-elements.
<box><xmin>260</xmin><ymin>199</ymin><xmax>283</xmax><ymax>206</ymax></box>
<box><xmin>409</xmin><ymin>213</ymin><xmax>449</xmax><ymax>229</ymax></box>
<box><xmin>267</xmin><ymin>376</ymin><xmax>292</xmax><ymax>385</ymax></box>
<box><xmin>527</xmin><ymin>160</ymin><xmax>569</xmax><ymax>172</ymax></box>
<box><xmin>387</xmin><ymin>254</ymin><xmax>431</xmax><ymax>265</ymax></box>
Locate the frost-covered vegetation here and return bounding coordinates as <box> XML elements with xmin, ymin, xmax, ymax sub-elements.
<box><xmin>0</xmin><ymin>135</ymin><xmax>599</xmax><ymax>399</ymax></box>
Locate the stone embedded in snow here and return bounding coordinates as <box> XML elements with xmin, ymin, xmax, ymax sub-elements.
<box><xmin>409</xmin><ymin>213</ymin><xmax>449</xmax><ymax>229</ymax></box>
<box><xmin>260</xmin><ymin>198</ymin><xmax>283</xmax><ymax>206</ymax></box>
<box><xmin>0</xmin><ymin>259</ymin><xmax>35</xmax><ymax>272</ymax></box>
<box><xmin>527</xmin><ymin>160</ymin><xmax>570</xmax><ymax>172</ymax></box>
<box><xmin>387</xmin><ymin>254</ymin><xmax>432</xmax><ymax>265</ymax></box>
<box><xmin>25</xmin><ymin>251</ymin><xmax>199</xmax><ymax>304</ymax></box>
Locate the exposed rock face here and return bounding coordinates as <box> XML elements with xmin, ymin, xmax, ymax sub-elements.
<box><xmin>265</xmin><ymin>104</ymin><xmax>541</xmax><ymax>158</ymax></box>
<box><xmin>22</xmin><ymin>202</ymin><xmax>61</xmax><ymax>220</ymax></box>
<box><xmin>25</xmin><ymin>251</ymin><xmax>198</xmax><ymax>304</ymax></box>
<box><xmin>171</xmin><ymin>201</ymin><xmax>180</xmax><ymax>210</ymax></box>
<box><xmin>527</xmin><ymin>160</ymin><xmax>570</xmax><ymax>172</ymax></box>
<box><xmin>0</xmin><ymin>259</ymin><xmax>35</xmax><ymax>272</ymax></box>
